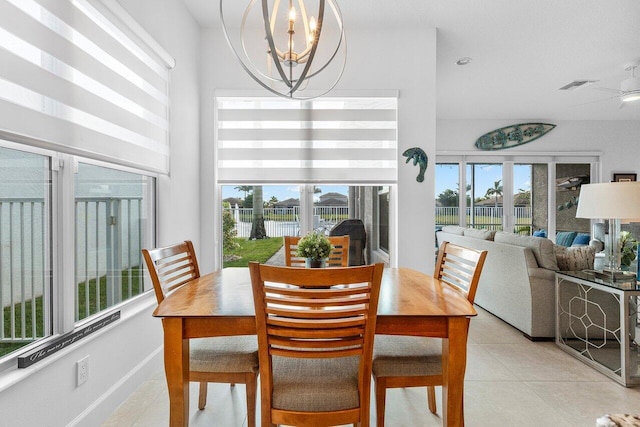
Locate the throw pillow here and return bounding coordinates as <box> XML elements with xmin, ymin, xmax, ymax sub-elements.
<box><xmin>571</xmin><ymin>233</ymin><xmax>591</xmax><ymax>247</ymax></box>
<box><xmin>494</xmin><ymin>231</ymin><xmax>559</xmax><ymax>271</ymax></box>
<box><xmin>463</xmin><ymin>228</ymin><xmax>497</xmax><ymax>240</ymax></box>
<box><xmin>440</xmin><ymin>225</ymin><xmax>466</xmax><ymax>236</ymax></box>
<box><xmin>556</xmin><ymin>231</ymin><xmax>577</xmax><ymax>247</ymax></box>
<box><xmin>554</xmin><ymin>245</ymin><xmax>596</xmax><ymax>271</ymax></box>
<box><xmin>533</xmin><ymin>230</ymin><xmax>547</xmax><ymax>238</ymax></box>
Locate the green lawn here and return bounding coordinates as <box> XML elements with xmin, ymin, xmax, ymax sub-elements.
<box><xmin>0</xmin><ymin>267</ymin><xmax>142</xmax><ymax>358</ymax></box>
<box><xmin>223</xmin><ymin>237</ymin><xmax>284</xmax><ymax>268</ymax></box>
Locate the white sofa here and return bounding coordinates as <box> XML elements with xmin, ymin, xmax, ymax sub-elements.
<box><xmin>436</xmin><ymin>226</ymin><xmax>562</xmax><ymax>339</ymax></box>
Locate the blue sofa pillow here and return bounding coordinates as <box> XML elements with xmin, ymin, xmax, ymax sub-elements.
<box><xmin>533</xmin><ymin>230</ymin><xmax>547</xmax><ymax>238</ymax></box>
<box><xmin>556</xmin><ymin>231</ymin><xmax>577</xmax><ymax>247</ymax></box>
<box><xmin>571</xmin><ymin>233</ymin><xmax>591</xmax><ymax>246</ymax></box>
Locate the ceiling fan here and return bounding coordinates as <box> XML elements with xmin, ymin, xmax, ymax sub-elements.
<box><xmin>561</xmin><ymin>64</ymin><xmax>640</xmax><ymax>109</ymax></box>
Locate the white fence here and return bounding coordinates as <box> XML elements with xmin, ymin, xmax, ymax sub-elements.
<box><xmin>225</xmin><ymin>206</ymin><xmax>349</xmax><ymax>238</ymax></box>
<box><xmin>435</xmin><ymin>206</ymin><xmax>532</xmax><ymax>234</ymax></box>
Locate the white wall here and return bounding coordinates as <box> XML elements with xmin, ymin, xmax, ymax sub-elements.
<box><xmin>199</xmin><ymin>25</ymin><xmax>438</xmax><ymax>274</ymax></box>
<box><xmin>437</xmin><ymin>119</ymin><xmax>640</xmax><ymax>181</ymax></box>
<box><xmin>0</xmin><ymin>1</ymin><xmax>201</xmax><ymax>425</ymax></box>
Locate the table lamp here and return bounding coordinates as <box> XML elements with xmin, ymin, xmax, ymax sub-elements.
<box><xmin>575</xmin><ymin>182</ymin><xmax>640</xmax><ymax>272</ymax></box>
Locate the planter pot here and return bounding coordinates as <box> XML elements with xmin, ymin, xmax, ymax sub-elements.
<box><xmin>305</xmin><ymin>258</ymin><xmax>326</xmax><ymax>268</ymax></box>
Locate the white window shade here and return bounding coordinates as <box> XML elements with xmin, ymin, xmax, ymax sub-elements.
<box><xmin>216</xmin><ymin>96</ymin><xmax>398</xmax><ymax>184</ymax></box>
<box><xmin>0</xmin><ymin>0</ymin><xmax>173</xmax><ymax>174</ymax></box>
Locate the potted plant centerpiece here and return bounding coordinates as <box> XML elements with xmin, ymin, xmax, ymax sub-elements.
<box><xmin>296</xmin><ymin>232</ymin><xmax>333</xmax><ymax>268</ymax></box>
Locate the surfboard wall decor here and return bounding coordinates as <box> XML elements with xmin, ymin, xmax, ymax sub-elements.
<box><xmin>475</xmin><ymin>123</ymin><xmax>556</xmax><ymax>150</ymax></box>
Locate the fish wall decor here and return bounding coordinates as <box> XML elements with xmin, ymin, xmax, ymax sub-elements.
<box><xmin>402</xmin><ymin>147</ymin><xmax>428</xmax><ymax>182</ymax></box>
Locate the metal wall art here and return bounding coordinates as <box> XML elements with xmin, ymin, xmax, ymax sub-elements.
<box><xmin>475</xmin><ymin>123</ymin><xmax>556</xmax><ymax>150</ymax></box>
<box><xmin>402</xmin><ymin>147</ymin><xmax>428</xmax><ymax>182</ymax></box>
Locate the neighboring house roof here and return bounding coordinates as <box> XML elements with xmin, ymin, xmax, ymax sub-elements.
<box><xmin>316</xmin><ymin>198</ymin><xmax>347</xmax><ymax>206</ymax></box>
<box><xmin>274</xmin><ymin>198</ymin><xmax>300</xmax><ymax>207</ymax></box>
<box><xmin>223</xmin><ymin>197</ymin><xmax>243</xmax><ymax>207</ymax></box>
<box><xmin>319</xmin><ymin>192</ymin><xmax>347</xmax><ymax>203</ymax></box>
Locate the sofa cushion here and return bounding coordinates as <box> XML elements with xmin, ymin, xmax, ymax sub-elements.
<box><xmin>440</xmin><ymin>225</ymin><xmax>466</xmax><ymax>235</ymax></box>
<box><xmin>571</xmin><ymin>233</ymin><xmax>591</xmax><ymax>247</ymax></box>
<box><xmin>556</xmin><ymin>231</ymin><xmax>577</xmax><ymax>247</ymax></box>
<box><xmin>554</xmin><ymin>245</ymin><xmax>596</xmax><ymax>271</ymax></box>
<box><xmin>494</xmin><ymin>231</ymin><xmax>559</xmax><ymax>271</ymax></box>
<box><xmin>463</xmin><ymin>228</ymin><xmax>497</xmax><ymax>241</ymax></box>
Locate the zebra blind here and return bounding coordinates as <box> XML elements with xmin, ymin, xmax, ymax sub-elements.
<box><xmin>0</xmin><ymin>0</ymin><xmax>173</xmax><ymax>173</ymax></box>
<box><xmin>216</xmin><ymin>96</ymin><xmax>398</xmax><ymax>183</ymax></box>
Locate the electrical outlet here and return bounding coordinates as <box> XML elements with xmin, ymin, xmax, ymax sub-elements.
<box><xmin>77</xmin><ymin>356</ymin><xmax>89</xmax><ymax>386</ymax></box>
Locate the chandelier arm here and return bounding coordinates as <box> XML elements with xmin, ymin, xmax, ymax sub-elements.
<box><xmin>262</xmin><ymin>0</ymin><xmax>292</xmax><ymax>88</ymax></box>
<box><xmin>220</xmin><ymin>0</ymin><xmax>288</xmax><ymax>93</ymax></box>
<box><xmin>288</xmin><ymin>0</ymin><xmax>324</xmax><ymax>95</ymax></box>
<box><xmin>299</xmin><ymin>0</ymin><xmax>343</xmax><ymax>79</ymax></box>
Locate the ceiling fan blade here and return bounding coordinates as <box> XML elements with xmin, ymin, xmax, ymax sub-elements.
<box><xmin>591</xmin><ymin>86</ymin><xmax>622</xmax><ymax>94</ymax></box>
<box><xmin>618</xmin><ymin>102</ymin><xmax>625</xmax><ymax>110</ymax></box>
<box><xmin>569</xmin><ymin>95</ymin><xmax>620</xmax><ymax>108</ymax></box>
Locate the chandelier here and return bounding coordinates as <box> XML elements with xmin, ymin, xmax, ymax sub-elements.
<box><xmin>220</xmin><ymin>0</ymin><xmax>346</xmax><ymax>99</ymax></box>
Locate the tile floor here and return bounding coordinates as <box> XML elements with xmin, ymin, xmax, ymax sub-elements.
<box><xmin>102</xmin><ymin>307</ymin><xmax>640</xmax><ymax>426</ymax></box>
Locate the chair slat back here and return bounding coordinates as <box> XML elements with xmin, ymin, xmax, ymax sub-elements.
<box><xmin>433</xmin><ymin>241</ymin><xmax>487</xmax><ymax>304</ymax></box>
<box><xmin>142</xmin><ymin>240</ymin><xmax>200</xmax><ymax>304</ymax></box>
<box><xmin>250</xmin><ymin>263</ymin><xmax>383</xmax><ymax>359</ymax></box>
<box><xmin>283</xmin><ymin>235</ymin><xmax>350</xmax><ymax>267</ymax></box>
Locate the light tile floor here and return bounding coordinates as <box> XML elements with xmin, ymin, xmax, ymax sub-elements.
<box><xmin>102</xmin><ymin>307</ymin><xmax>640</xmax><ymax>426</ymax></box>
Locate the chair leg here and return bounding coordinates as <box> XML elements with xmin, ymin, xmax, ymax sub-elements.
<box><xmin>427</xmin><ymin>386</ymin><xmax>437</xmax><ymax>414</ymax></box>
<box><xmin>198</xmin><ymin>381</ymin><xmax>208</xmax><ymax>410</ymax></box>
<box><xmin>374</xmin><ymin>378</ymin><xmax>386</xmax><ymax>427</ymax></box>
<box><xmin>245</xmin><ymin>373</ymin><xmax>258</xmax><ymax>427</ymax></box>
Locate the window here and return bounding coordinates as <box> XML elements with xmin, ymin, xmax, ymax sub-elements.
<box><xmin>216</xmin><ymin>95</ymin><xmax>397</xmax><ymax>267</ymax></box>
<box><xmin>75</xmin><ymin>162</ymin><xmax>154</xmax><ymax>321</ymax></box>
<box><xmin>0</xmin><ymin>145</ymin><xmax>52</xmax><ymax>358</ymax></box>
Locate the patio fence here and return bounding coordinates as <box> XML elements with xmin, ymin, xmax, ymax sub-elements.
<box><xmin>436</xmin><ymin>206</ymin><xmax>532</xmax><ymax>234</ymax></box>
<box><xmin>225</xmin><ymin>206</ymin><xmax>349</xmax><ymax>238</ymax></box>
<box><xmin>0</xmin><ymin>197</ymin><xmax>143</xmax><ymax>346</ymax></box>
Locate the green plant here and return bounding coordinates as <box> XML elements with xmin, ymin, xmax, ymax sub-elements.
<box><xmin>222</xmin><ymin>202</ymin><xmax>239</xmax><ymax>252</ymax></box>
<box><xmin>296</xmin><ymin>232</ymin><xmax>333</xmax><ymax>260</ymax></box>
<box><xmin>620</xmin><ymin>230</ymin><xmax>637</xmax><ymax>267</ymax></box>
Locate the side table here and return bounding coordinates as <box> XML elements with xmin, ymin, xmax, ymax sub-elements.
<box><xmin>556</xmin><ymin>271</ymin><xmax>640</xmax><ymax>386</ymax></box>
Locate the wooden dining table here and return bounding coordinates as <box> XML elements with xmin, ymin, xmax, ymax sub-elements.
<box><xmin>153</xmin><ymin>267</ymin><xmax>477</xmax><ymax>427</ymax></box>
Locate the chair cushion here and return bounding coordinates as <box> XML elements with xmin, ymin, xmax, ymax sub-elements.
<box><xmin>554</xmin><ymin>245</ymin><xmax>596</xmax><ymax>271</ymax></box>
<box><xmin>372</xmin><ymin>335</ymin><xmax>442</xmax><ymax>377</ymax></box>
<box><xmin>271</xmin><ymin>356</ymin><xmax>360</xmax><ymax>412</ymax></box>
<box><xmin>190</xmin><ymin>335</ymin><xmax>259</xmax><ymax>373</ymax></box>
<box><xmin>555</xmin><ymin>231</ymin><xmax>577</xmax><ymax>247</ymax></box>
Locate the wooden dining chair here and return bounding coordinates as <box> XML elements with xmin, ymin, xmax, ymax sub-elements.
<box><xmin>249</xmin><ymin>262</ymin><xmax>384</xmax><ymax>427</ymax></box>
<box><xmin>142</xmin><ymin>241</ymin><xmax>259</xmax><ymax>426</ymax></box>
<box><xmin>372</xmin><ymin>241</ymin><xmax>487</xmax><ymax>426</ymax></box>
<box><xmin>283</xmin><ymin>235</ymin><xmax>350</xmax><ymax>267</ymax></box>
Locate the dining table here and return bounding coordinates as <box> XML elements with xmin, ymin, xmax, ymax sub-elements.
<box><xmin>153</xmin><ymin>266</ymin><xmax>477</xmax><ymax>427</ymax></box>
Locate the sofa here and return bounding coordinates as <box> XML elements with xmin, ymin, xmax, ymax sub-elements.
<box><xmin>436</xmin><ymin>226</ymin><xmax>600</xmax><ymax>339</ymax></box>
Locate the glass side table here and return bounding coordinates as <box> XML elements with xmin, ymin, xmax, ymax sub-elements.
<box><xmin>556</xmin><ymin>271</ymin><xmax>640</xmax><ymax>386</ymax></box>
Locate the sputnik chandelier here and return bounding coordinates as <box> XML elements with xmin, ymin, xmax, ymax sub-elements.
<box><xmin>220</xmin><ymin>0</ymin><xmax>346</xmax><ymax>99</ymax></box>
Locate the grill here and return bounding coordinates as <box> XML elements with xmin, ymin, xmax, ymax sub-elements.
<box><xmin>330</xmin><ymin>219</ymin><xmax>367</xmax><ymax>266</ymax></box>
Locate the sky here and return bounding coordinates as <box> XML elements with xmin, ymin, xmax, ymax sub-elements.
<box><xmin>220</xmin><ymin>164</ymin><xmax>532</xmax><ymax>204</ymax></box>
<box><xmin>436</xmin><ymin>163</ymin><xmax>532</xmax><ymax>199</ymax></box>
<box><xmin>222</xmin><ymin>185</ymin><xmax>349</xmax><ymax>203</ymax></box>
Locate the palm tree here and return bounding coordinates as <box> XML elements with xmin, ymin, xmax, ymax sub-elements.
<box><xmin>234</xmin><ymin>185</ymin><xmax>252</xmax><ymax>202</ymax></box>
<box><xmin>249</xmin><ymin>185</ymin><xmax>267</xmax><ymax>239</ymax></box>
<box><xmin>485</xmin><ymin>179</ymin><xmax>503</xmax><ymax>208</ymax></box>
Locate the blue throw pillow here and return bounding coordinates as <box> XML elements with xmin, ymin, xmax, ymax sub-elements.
<box><xmin>533</xmin><ymin>230</ymin><xmax>547</xmax><ymax>238</ymax></box>
<box><xmin>572</xmin><ymin>233</ymin><xmax>590</xmax><ymax>246</ymax></box>
<box><xmin>556</xmin><ymin>231</ymin><xmax>577</xmax><ymax>247</ymax></box>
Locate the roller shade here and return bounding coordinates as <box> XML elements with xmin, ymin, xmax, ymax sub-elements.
<box><xmin>216</xmin><ymin>96</ymin><xmax>398</xmax><ymax>184</ymax></box>
<box><xmin>0</xmin><ymin>0</ymin><xmax>172</xmax><ymax>173</ymax></box>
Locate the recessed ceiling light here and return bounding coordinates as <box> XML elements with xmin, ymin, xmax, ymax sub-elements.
<box><xmin>456</xmin><ymin>57</ymin><xmax>472</xmax><ymax>66</ymax></box>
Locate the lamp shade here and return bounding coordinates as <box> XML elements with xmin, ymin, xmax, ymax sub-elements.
<box><xmin>576</xmin><ymin>182</ymin><xmax>640</xmax><ymax>219</ymax></box>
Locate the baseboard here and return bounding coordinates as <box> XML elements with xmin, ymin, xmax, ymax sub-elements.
<box><xmin>523</xmin><ymin>333</ymin><xmax>554</xmax><ymax>342</ymax></box>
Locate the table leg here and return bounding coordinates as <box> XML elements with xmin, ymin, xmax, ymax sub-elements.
<box><xmin>442</xmin><ymin>317</ymin><xmax>468</xmax><ymax>427</ymax></box>
<box><xmin>163</xmin><ymin>318</ymin><xmax>190</xmax><ymax>426</ymax></box>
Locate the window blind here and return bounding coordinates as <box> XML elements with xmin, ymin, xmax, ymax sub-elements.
<box><xmin>0</xmin><ymin>0</ymin><xmax>173</xmax><ymax>173</ymax></box>
<box><xmin>216</xmin><ymin>96</ymin><xmax>398</xmax><ymax>184</ymax></box>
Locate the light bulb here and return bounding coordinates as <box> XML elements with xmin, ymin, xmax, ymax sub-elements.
<box><xmin>309</xmin><ymin>16</ymin><xmax>317</xmax><ymax>32</ymax></box>
<box><xmin>289</xmin><ymin>7</ymin><xmax>296</xmax><ymax>22</ymax></box>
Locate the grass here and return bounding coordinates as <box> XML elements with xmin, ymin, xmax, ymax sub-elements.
<box><xmin>223</xmin><ymin>237</ymin><xmax>284</xmax><ymax>268</ymax></box>
<box><xmin>0</xmin><ymin>267</ymin><xmax>142</xmax><ymax>358</ymax></box>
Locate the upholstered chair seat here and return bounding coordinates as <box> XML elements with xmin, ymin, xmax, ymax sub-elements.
<box><xmin>372</xmin><ymin>336</ymin><xmax>441</xmax><ymax>378</ymax></box>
